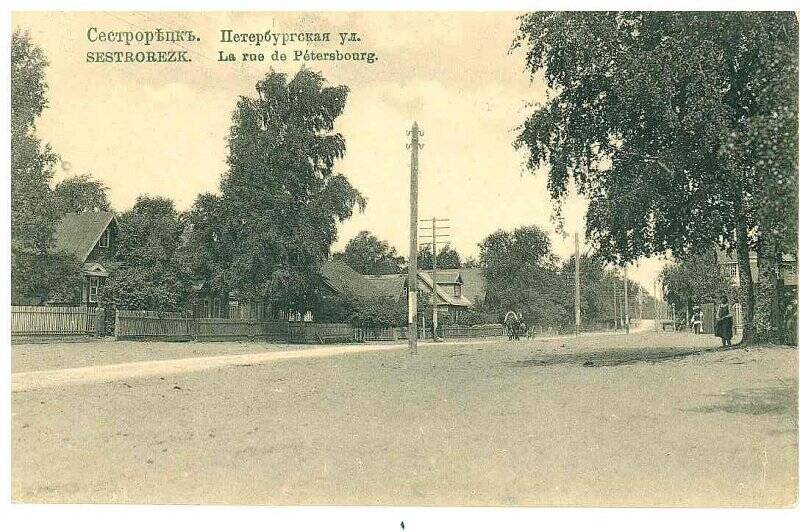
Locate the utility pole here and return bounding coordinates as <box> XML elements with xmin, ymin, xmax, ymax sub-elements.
<box><xmin>623</xmin><ymin>266</ymin><xmax>629</xmax><ymax>334</ymax></box>
<box><xmin>638</xmin><ymin>285</ymin><xmax>643</xmax><ymax>321</ymax></box>
<box><xmin>420</xmin><ymin>217</ymin><xmax>450</xmax><ymax>341</ymax></box>
<box><xmin>613</xmin><ymin>279</ymin><xmax>618</xmax><ymax>331</ymax></box>
<box><xmin>574</xmin><ymin>231</ymin><xmax>581</xmax><ymax>336</ymax></box>
<box><xmin>407</xmin><ymin>122</ymin><xmax>422</xmax><ymax>356</ymax></box>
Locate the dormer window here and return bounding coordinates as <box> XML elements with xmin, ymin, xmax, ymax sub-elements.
<box><xmin>454</xmin><ymin>284</ymin><xmax>462</xmax><ymax>298</ymax></box>
<box><xmin>99</xmin><ymin>228</ymin><xmax>110</xmax><ymax>248</ymax></box>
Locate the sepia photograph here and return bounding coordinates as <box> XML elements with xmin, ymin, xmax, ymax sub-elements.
<box><xmin>5</xmin><ymin>4</ymin><xmax>799</xmax><ymax>522</ymax></box>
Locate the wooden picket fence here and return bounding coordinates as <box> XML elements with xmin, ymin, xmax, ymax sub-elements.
<box><xmin>11</xmin><ymin>305</ymin><xmax>98</xmax><ymax>337</ymax></box>
<box><xmin>288</xmin><ymin>322</ymin><xmax>354</xmax><ymax>344</ymax></box>
<box><xmin>114</xmin><ymin>309</ymin><xmax>192</xmax><ymax>340</ymax></box>
<box><xmin>439</xmin><ymin>324</ymin><xmax>505</xmax><ymax>338</ymax></box>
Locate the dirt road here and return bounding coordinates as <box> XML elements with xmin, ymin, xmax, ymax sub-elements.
<box><xmin>11</xmin><ymin>331</ymin><xmax>797</xmax><ymax>506</ymax></box>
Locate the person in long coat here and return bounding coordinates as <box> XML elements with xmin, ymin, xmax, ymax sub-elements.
<box><xmin>715</xmin><ymin>296</ymin><xmax>734</xmax><ymax>347</ymax></box>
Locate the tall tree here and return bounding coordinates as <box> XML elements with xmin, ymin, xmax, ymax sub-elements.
<box><xmin>332</xmin><ymin>230</ymin><xmax>406</xmax><ymax>275</ymax></box>
<box><xmin>479</xmin><ymin>226</ymin><xmax>566</xmax><ymax>328</ymax></box>
<box><xmin>11</xmin><ymin>29</ymin><xmax>58</xmax><ymax>253</ymax></box>
<box><xmin>102</xmin><ymin>196</ymin><xmax>191</xmax><ymax>312</ymax></box>
<box><xmin>52</xmin><ymin>174</ymin><xmax>111</xmax><ymax>215</ymax></box>
<box><xmin>514</xmin><ymin>12</ymin><xmax>798</xmax><ymax>343</ymax></box>
<box><xmin>194</xmin><ymin>69</ymin><xmax>365</xmax><ymax>312</ymax></box>
<box><xmin>10</xmin><ymin>29</ymin><xmax>82</xmax><ymax>305</ymax></box>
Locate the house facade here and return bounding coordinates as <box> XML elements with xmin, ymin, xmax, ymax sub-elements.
<box><xmin>715</xmin><ymin>248</ymin><xmax>797</xmax><ymax>288</ymax></box>
<box><xmin>53</xmin><ymin>211</ymin><xmax>118</xmax><ymax>307</ymax></box>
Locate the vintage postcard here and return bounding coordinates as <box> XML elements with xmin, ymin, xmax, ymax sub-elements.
<box><xmin>8</xmin><ymin>10</ymin><xmax>799</xmax><ymax>509</ymax></box>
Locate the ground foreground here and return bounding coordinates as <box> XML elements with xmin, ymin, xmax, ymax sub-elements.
<box><xmin>11</xmin><ymin>331</ymin><xmax>798</xmax><ymax>506</ymax></box>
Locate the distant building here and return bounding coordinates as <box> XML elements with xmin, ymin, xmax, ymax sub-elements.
<box><xmin>715</xmin><ymin>248</ymin><xmax>797</xmax><ymax>288</ymax></box>
<box><xmin>366</xmin><ymin>267</ymin><xmax>486</xmax><ymax>323</ymax></box>
<box><xmin>53</xmin><ymin>211</ymin><xmax>118</xmax><ymax>306</ymax></box>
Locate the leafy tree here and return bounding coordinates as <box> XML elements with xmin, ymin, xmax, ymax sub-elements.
<box><xmin>53</xmin><ymin>174</ymin><xmax>111</xmax><ymax>215</ymax></box>
<box><xmin>418</xmin><ymin>244</ymin><xmax>462</xmax><ymax>270</ymax></box>
<box><xmin>660</xmin><ymin>252</ymin><xmax>732</xmax><ymax>318</ymax></box>
<box><xmin>11</xmin><ymin>250</ymin><xmax>83</xmax><ymax>305</ymax></box>
<box><xmin>514</xmin><ymin>12</ymin><xmax>798</xmax><ymax>343</ymax></box>
<box><xmin>479</xmin><ymin>226</ymin><xmax>566</xmax><ymax>329</ymax></box>
<box><xmin>102</xmin><ymin>196</ymin><xmax>191</xmax><ymax>312</ymax></box>
<box><xmin>11</xmin><ymin>29</ymin><xmax>57</xmax><ymax>253</ymax></box>
<box><xmin>190</xmin><ymin>69</ymin><xmax>365</xmax><ymax>312</ymax></box>
<box><xmin>10</xmin><ymin>29</ymin><xmax>82</xmax><ymax>305</ymax></box>
<box><xmin>332</xmin><ymin>230</ymin><xmax>406</xmax><ymax>275</ymax></box>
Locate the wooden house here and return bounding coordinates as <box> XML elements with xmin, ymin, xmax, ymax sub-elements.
<box><xmin>53</xmin><ymin>211</ymin><xmax>118</xmax><ymax>307</ymax></box>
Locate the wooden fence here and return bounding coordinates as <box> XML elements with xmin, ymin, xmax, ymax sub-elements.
<box><xmin>11</xmin><ymin>306</ymin><xmax>98</xmax><ymax>337</ymax></box>
<box><xmin>114</xmin><ymin>310</ymin><xmax>192</xmax><ymax>340</ymax></box>
<box><xmin>440</xmin><ymin>324</ymin><xmax>505</xmax><ymax>338</ymax></box>
<box><xmin>288</xmin><ymin>322</ymin><xmax>354</xmax><ymax>344</ymax></box>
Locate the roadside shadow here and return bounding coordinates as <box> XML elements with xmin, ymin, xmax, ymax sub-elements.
<box><xmin>506</xmin><ymin>346</ymin><xmax>711</xmax><ymax>368</ymax></box>
<box><xmin>684</xmin><ymin>381</ymin><xmax>798</xmax><ymax>424</ymax></box>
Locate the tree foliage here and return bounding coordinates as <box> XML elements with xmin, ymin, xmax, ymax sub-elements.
<box><xmin>479</xmin><ymin>226</ymin><xmax>566</xmax><ymax>328</ymax></box>
<box><xmin>53</xmin><ymin>174</ymin><xmax>111</xmax><ymax>215</ymax></box>
<box><xmin>418</xmin><ymin>244</ymin><xmax>461</xmax><ymax>270</ymax></box>
<box><xmin>187</xmin><ymin>69</ymin><xmax>365</xmax><ymax>313</ymax></box>
<box><xmin>332</xmin><ymin>230</ymin><xmax>406</xmax><ymax>275</ymax></box>
<box><xmin>514</xmin><ymin>12</ymin><xmax>798</xmax><ymax>342</ymax></box>
<box><xmin>660</xmin><ymin>251</ymin><xmax>732</xmax><ymax>315</ymax></box>
<box><xmin>11</xmin><ymin>29</ymin><xmax>58</xmax><ymax>253</ymax></box>
<box><xmin>103</xmin><ymin>196</ymin><xmax>191</xmax><ymax>312</ymax></box>
<box><xmin>10</xmin><ymin>29</ymin><xmax>83</xmax><ymax>305</ymax></box>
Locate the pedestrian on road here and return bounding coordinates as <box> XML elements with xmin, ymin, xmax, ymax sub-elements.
<box><xmin>715</xmin><ymin>296</ymin><xmax>734</xmax><ymax>347</ymax></box>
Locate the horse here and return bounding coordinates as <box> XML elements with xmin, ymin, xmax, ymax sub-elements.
<box><xmin>504</xmin><ymin>311</ymin><xmax>521</xmax><ymax>341</ymax></box>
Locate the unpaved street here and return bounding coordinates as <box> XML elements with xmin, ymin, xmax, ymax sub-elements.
<box><xmin>11</xmin><ymin>331</ymin><xmax>798</xmax><ymax>506</ymax></box>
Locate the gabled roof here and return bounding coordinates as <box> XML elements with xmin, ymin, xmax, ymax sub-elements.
<box><xmin>457</xmin><ymin>268</ymin><xmax>486</xmax><ymax>306</ymax></box>
<box><xmin>365</xmin><ymin>271</ymin><xmax>472</xmax><ymax>307</ymax></box>
<box><xmin>82</xmin><ymin>262</ymin><xmax>108</xmax><ymax>277</ymax></box>
<box><xmin>417</xmin><ymin>271</ymin><xmax>471</xmax><ymax>307</ymax></box>
<box><xmin>365</xmin><ymin>274</ymin><xmax>407</xmax><ymax>300</ymax></box>
<box><xmin>321</xmin><ymin>260</ymin><xmax>379</xmax><ymax>301</ymax></box>
<box><xmin>421</xmin><ymin>269</ymin><xmax>462</xmax><ymax>284</ymax></box>
<box><xmin>53</xmin><ymin>211</ymin><xmax>116</xmax><ymax>263</ymax></box>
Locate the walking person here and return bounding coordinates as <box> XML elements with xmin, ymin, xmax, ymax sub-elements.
<box><xmin>715</xmin><ymin>296</ymin><xmax>734</xmax><ymax>347</ymax></box>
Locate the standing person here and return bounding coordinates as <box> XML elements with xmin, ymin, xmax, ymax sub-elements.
<box><xmin>691</xmin><ymin>306</ymin><xmax>702</xmax><ymax>334</ymax></box>
<box><xmin>715</xmin><ymin>296</ymin><xmax>734</xmax><ymax>347</ymax></box>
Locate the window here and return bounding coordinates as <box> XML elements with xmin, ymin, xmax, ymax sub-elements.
<box><xmin>99</xmin><ymin>229</ymin><xmax>110</xmax><ymax>249</ymax></box>
<box><xmin>202</xmin><ymin>299</ymin><xmax>210</xmax><ymax>318</ymax></box>
<box><xmin>88</xmin><ymin>277</ymin><xmax>100</xmax><ymax>303</ymax></box>
<box><xmin>454</xmin><ymin>284</ymin><xmax>462</xmax><ymax>298</ymax></box>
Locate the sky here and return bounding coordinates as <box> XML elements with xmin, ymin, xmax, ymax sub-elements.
<box><xmin>13</xmin><ymin>11</ymin><xmax>670</xmax><ymax>294</ymax></box>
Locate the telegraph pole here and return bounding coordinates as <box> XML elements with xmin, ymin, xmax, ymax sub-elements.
<box><xmin>407</xmin><ymin>122</ymin><xmax>422</xmax><ymax>356</ymax></box>
<box><xmin>623</xmin><ymin>266</ymin><xmax>630</xmax><ymax>333</ymax></box>
<box><xmin>574</xmin><ymin>231</ymin><xmax>581</xmax><ymax>336</ymax></box>
<box><xmin>420</xmin><ymin>217</ymin><xmax>450</xmax><ymax>341</ymax></box>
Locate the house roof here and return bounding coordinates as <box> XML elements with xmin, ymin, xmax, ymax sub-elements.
<box><xmin>417</xmin><ymin>271</ymin><xmax>471</xmax><ymax>307</ymax></box>
<box><xmin>365</xmin><ymin>274</ymin><xmax>407</xmax><ymax>300</ymax></box>
<box><xmin>320</xmin><ymin>260</ymin><xmax>379</xmax><ymax>301</ymax></box>
<box><xmin>421</xmin><ymin>269</ymin><xmax>462</xmax><ymax>284</ymax></box>
<box><xmin>457</xmin><ymin>268</ymin><xmax>487</xmax><ymax>306</ymax></box>
<box><xmin>365</xmin><ymin>271</ymin><xmax>473</xmax><ymax>308</ymax></box>
<box><xmin>53</xmin><ymin>211</ymin><xmax>116</xmax><ymax>263</ymax></box>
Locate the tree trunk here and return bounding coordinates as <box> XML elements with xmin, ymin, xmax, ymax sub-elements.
<box><xmin>735</xmin><ymin>218</ymin><xmax>755</xmax><ymax>344</ymax></box>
